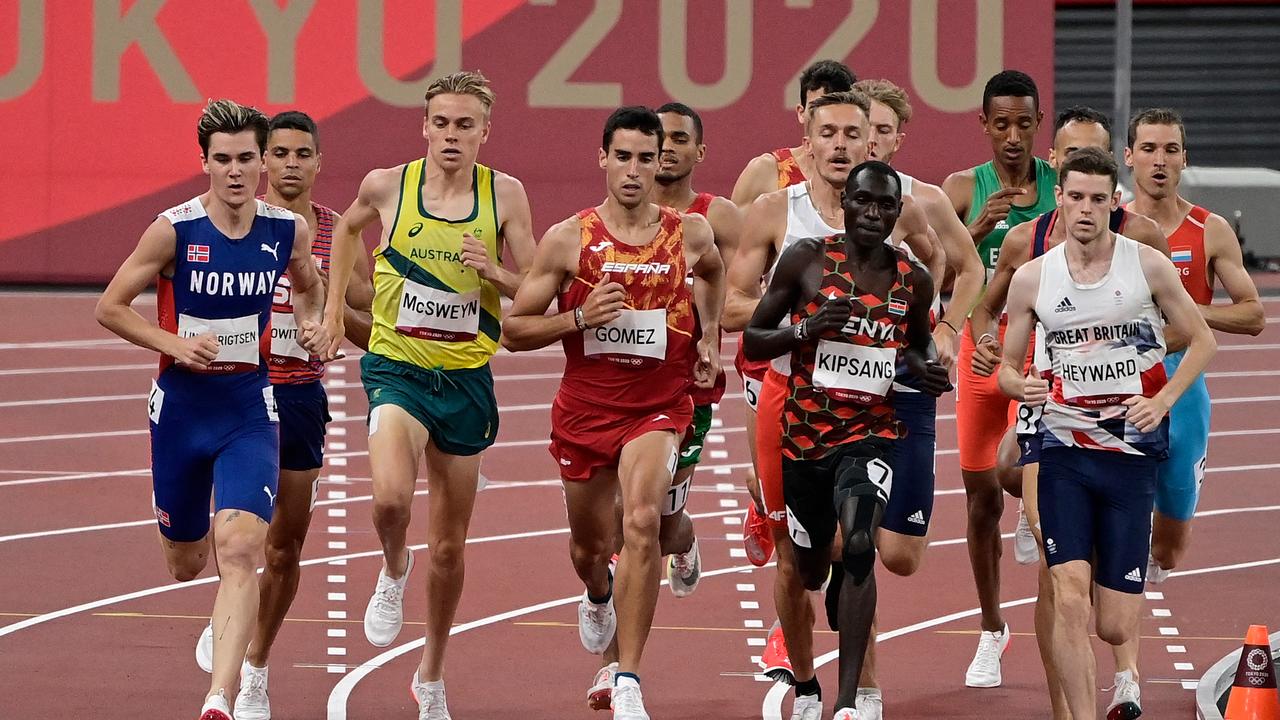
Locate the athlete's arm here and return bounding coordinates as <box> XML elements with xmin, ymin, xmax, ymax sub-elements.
<box><xmin>723</xmin><ymin>191</ymin><xmax>785</xmax><ymax>332</ymax></box>
<box><xmin>916</xmin><ymin>182</ymin><xmax>986</xmax><ymax>354</ymax></box>
<box><xmin>501</xmin><ymin>218</ymin><xmax>623</xmax><ymax>351</ymax></box>
<box><xmin>892</xmin><ymin>198</ymin><xmax>941</xmax><ymax>274</ymax></box>
<box><xmin>1121</xmin><ymin>212</ymin><xmax>1171</xmax><ymax>257</ymax></box>
<box><xmin>323</xmin><ymin>167</ymin><xmax>396</xmax><ymax>357</ymax></box>
<box><xmin>685</xmin><ymin>213</ymin><xmax>725</xmax><ymax>387</ymax></box>
<box><xmin>706</xmin><ymin>196</ymin><xmax>744</xmax><ymax>271</ymax></box>
<box><xmin>969</xmin><ymin>220</ymin><xmax>1034</xmax><ymax>376</ymax></box>
<box><xmin>941</xmin><ymin>169</ymin><xmax>975</xmax><ymax>228</ymax></box>
<box><xmin>1201</xmin><ymin>213</ymin><xmax>1265</xmax><ymax>336</ymax></box>
<box><xmin>466</xmin><ymin>172</ymin><xmax>536</xmax><ymax>300</ymax></box>
<box><xmin>997</xmin><ymin>259</ymin><xmax>1047</xmax><ymax>404</ymax></box>
<box><xmin>95</xmin><ymin>218</ymin><xmax>218</xmax><ymax>369</ymax></box>
<box><xmin>900</xmin><ymin>260</ymin><xmax>950</xmax><ymax>396</ymax></box>
<box><xmin>1126</xmin><ymin>245</ymin><xmax>1218</xmax><ymax>432</ymax></box>
<box><xmin>338</xmin><ymin>218</ymin><xmax>374</xmax><ymax>351</ymax></box>
<box><xmin>730</xmin><ymin>154</ymin><xmax>780</xmax><ymax>207</ymax></box>
<box><xmin>743</xmin><ymin>238</ymin><xmax>820</xmax><ymax>361</ymax></box>
<box><xmin>285</xmin><ymin>213</ymin><xmax>334</xmax><ymax>358</ymax></box>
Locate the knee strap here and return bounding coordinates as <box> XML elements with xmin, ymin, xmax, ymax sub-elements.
<box><xmin>834</xmin><ymin>455</ymin><xmax>893</xmax><ymax>582</ymax></box>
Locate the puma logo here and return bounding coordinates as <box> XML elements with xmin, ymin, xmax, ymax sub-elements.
<box><xmin>260</xmin><ymin>242</ymin><xmax>280</xmax><ymax>261</ymax></box>
<box><xmin>263</xmin><ymin>485</ymin><xmax>277</xmax><ymax>506</ymax></box>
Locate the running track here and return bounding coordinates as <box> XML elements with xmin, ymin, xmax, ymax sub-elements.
<box><xmin>1</xmin><ymin>290</ymin><xmax>1278</xmax><ymax>719</ymax></box>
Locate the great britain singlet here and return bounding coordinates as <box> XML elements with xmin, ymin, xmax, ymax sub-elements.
<box><xmin>557</xmin><ymin>207</ymin><xmax>696</xmax><ymax>411</ymax></box>
<box><xmin>268</xmin><ymin>201</ymin><xmax>336</xmax><ymax>384</ymax></box>
<box><xmin>783</xmin><ymin>239</ymin><xmax>919</xmax><ymax>460</ymax></box>
<box><xmin>1035</xmin><ymin>234</ymin><xmax>1168</xmax><ymax>457</ymax></box>
<box><xmin>369</xmin><ymin>160</ymin><xmax>501</xmax><ymax>370</ymax></box>
<box><xmin>966</xmin><ymin>157</ymin><xmax>1058</xmax><ymax>281</ymax></box>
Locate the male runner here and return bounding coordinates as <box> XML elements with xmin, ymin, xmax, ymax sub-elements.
<box><xmin>969</xmin><ymin>105</ymin><xmax>1169</xmax><ymax>719</ymax></box>
<box><xmin>999</xmin><ymin>147</ymin><xmax>1215</xmax><ymax>720</ymax></box>
<box><xmin>320</xmin><ymin>71</ymin><xmax>536</xmax><ymax>719</ymax></box>
<box><xmin>1098</xmin><ymin>107</ymin><xmax>1265</xmax><ymax>717</ymax></box>
<box><xmin>941</xmin><ymin>69</ymin><xmax>1059</xmax><ymax>687</ymax></box>
<box><xmin>730</xmin><ymin>59</ymin><xmax>857</xmax><ymax>565</ymax></box>
<box><xmin>745</xmin><ymin>160</ymin><xmax>950</xmax><ymax>720</ymax></box>
<box><xmin>502</xmin><ymin>106</ymin><xmax>724</xmax><ymax>720</ymax></box>
<box><xmin>95</xmin><ymin>99</ymin><xmax>332</xmax><ymax>720</ymax></box>
<box><xmin>723</xmin><ymin>90</ymin><xmax>938</xmax><ymax>719</ymax></box>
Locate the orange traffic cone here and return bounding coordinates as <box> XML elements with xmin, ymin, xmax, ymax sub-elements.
<box><xmin>1225</xmin><ymin>624</ymin><xmax>1280</xmax><ymax>719</ymax></box>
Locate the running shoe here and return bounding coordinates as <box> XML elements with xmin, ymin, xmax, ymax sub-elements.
<box><xmin>760</xmin><ymin>620</ymin><xmax>795</xmax><ymax>685</ymax></box>
<box><xmin>964</xmin><ymin>623</ymin><xmax>1010</xmax><ymax>688</ymax></box>
<box><xmin>1107</xmin><ymin>670</ymin><xmax>1142</xmax><ymax>719</ymax></box>
<box><xmin>200</xmin><ymin>689</ymin><xmax>232</xmax><ymax>720</ymax></box>
<box><xmin>611</xmin><ymin>680</ymin><xmax>649</xmax><ymax>720</ymax></box>
<box><xmin>1014</xmin><ymin>501</ymin><xmax>1040</xmax><ymax>565</ymax></box>
<box><xmin>578</xmin><ymin>590</ymin><xmax>617</xmax><ymax>654</ymax></box>
<box><xmin>587</xmin><ymin>662</ymin><xmax>618</xmax><ymax>711</ymax></box>
<box><xmin>832</xmin><ymin>707</ymin><xmax>857</xmax><ymax>720</ymax></box>
<box><xmin>409</xmin><ymin>671</ymin><xmax>451</xmax><ymax>720</ymax></box>
<box><xmin>196</xmin><ymin>621</ymin><xmax>214</xmax><ymax>673</ymax></box>
<box><xmin>856</xmin><ymin>687</ymin><xmax>882</xmax><ymax>720</ymax></box>
<box><xmin>233</xmin><ymin>662</ymin><xmax>270</xmax><ymax>720</ymax></box>
<box><xmin>743</xmin><ymin>503</ymin><xmax>775</xmax><ymax>566</ymax></box>
<box><xmin>790</xmin><ymin>693</ymin><xmax>822</xmax><ymax>720</ymax></box>
<box><xmin>1146</xmin><ymin>554</ymin><xmax>1170</xmax><ymax>584</ymax></box>
<box><xmin>364</xmin><ymin>550</ymin><xmax>414</xmax><ymax>647</ymax></box>
<box><xmin>667</xmin><ymin>537</ymin><xmax>701</xmax><ymax>598</ymax></box>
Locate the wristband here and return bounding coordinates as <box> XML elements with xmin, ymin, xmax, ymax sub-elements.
<box><xmin>574</xmin><ymin>307</ymin><xmax>589</xmax><ymax>331</ymax></box>
<box><xmin>977</xmin><ymin>332</ymin><xmax>996</xmax><ymax>346</ymax></box>
<box><xmin>938</xmin><ymin>319</ymin><xmax>960</xmax><ymax>335</ymax></box>
<box><xmin>793</xmin><ymin>320</ymin><xmax>809</xmax><ymax>341</ymax></box>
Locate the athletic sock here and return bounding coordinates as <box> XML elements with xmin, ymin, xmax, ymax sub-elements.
<box><xmin>795</xmin><ymin>676</ymin><xmax>821</xmax><ymax>700</ymax></box>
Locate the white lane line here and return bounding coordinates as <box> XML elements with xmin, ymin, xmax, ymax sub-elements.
<box><xmin>1145</xmin><ymin>591</ymin><xmax>1164</xmax><ymax>600</ymax></box>
<box><xmin>0</xmin><ymin>338</ymin><xmax>135</xmax><ymax>350</ymax></box>
<box><xmin>1152</xmin><ymin>608</ymin><xmax>1172</xmax><ymax>617</ymax></box>
<box><xmin>719</xmin><ymin>499</ymin><xmax>740</xmax><ymax>508</ymax></box>
<box><xmin>0</xmin><ymin>363</ymin><xmax>153</xmax><ymax>376</ymax></box>
<box><xmin>327</xmin><ymin>629</ymin><xmax>347</xmax><ymax>638</ymax></box>
<box><xmin>0</xmin><ymin>468</ymin><xmax>150</xmax><ymax>488</ymax></box>
<box><xmin>1159</xmin><ymin>627</ymin><xmax>1180</xmax><ymax>636</ymax></box>
<box><xmin>1167</xmin><ymin>645</ymin><xmax>1186</xmax><ymax>653</ymax></box>
<box><xmin>326</xmin><ymin>593</ymin><xmax>347</xmax><ymax>602</ymax></box>
<box><xmin>1174</xmin><ymin>662</ymin><xmax>1195</xmax><ymax>671</ymax></box>
<box><xmin>0</xmin><ymin>394</ymin><xmax>144</xmax><ymax>408</ymax></box>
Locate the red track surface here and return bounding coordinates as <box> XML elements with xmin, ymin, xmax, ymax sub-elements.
<box><xmin>1</xmin><ymin>290</ymin><xmax>1278</xmax><ymax>719</ymax></box>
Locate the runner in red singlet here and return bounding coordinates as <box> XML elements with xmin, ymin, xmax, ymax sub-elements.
<box><xmin>502</xmin><ymin>107</ymin><xmax>724</xmax><ymax>720</ymax></box>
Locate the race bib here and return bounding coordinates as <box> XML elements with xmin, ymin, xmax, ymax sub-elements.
<box><xmin>1014</xmin><ymin>401</ymin><xmax>1043</xmax><ymax>437</ymax></box>
<box><xmin>811</xmin><ymin>340</ymin><xmax>896</xmax><ymax>403</ymax></box>
<box><xmin>1057</xmin><ymin>345</ymin><xmax>1142</xmax><ymax>403</ymax></box>
<box><xmin>395</xmin><ymin>278</ymin><xmax>480</xmax><ymax>342</ymax></box>
<box><xmin>583</xmin><ymin>308</ymin><xmax>667</xmax><ymax>364</ymax></box>
<box><xmin>177</xmin><ymin>313</ymin><xmax>260</xmax><ymax>371</ymax></box>
<box><xmin>269</xmin><ymin>311</ymin><xmax>310</xmax><ymax>363</ymax></box>
<box><xmin>147</xmin><ymin>380</ymin><xmax>164</xmax><ymax>424</ymax></box>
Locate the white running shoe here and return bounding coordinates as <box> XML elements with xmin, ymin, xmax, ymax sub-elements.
<box><xmin>1107</xmin><ymin>670</ymin><xmax>1143</xmax><ymax>719</ymax></box>
<box><xmin>1146</xmin><ymin>554</ymin><xmax>1171</xmax><ymax>584</ymax></box>
<box><xmin>964</xmin><ymin>623</ymin><xmax>1010</xmax><ymax>687</ymax></box>
<box><xmin>611</xmin><ymin>679</ymin><xmax>650</xmax><ymax>720</ymax></box>
<box><xmin>200</xmin><ymin>689</ymin><xmax>232</xmax><ymax>720</ymax></box>
<box><xmin>364</xmin><ymin>550</ymin><xmax>414</xmax><ymax>647</ymax></box>
<box><xmin>233</xmin><ymin>662</ymin><xmax>270</xmax><ymax>720</ymax></box>
<box><xmin>587</xmin><ymin>661</ymin><xmax>618</xmax><ymax>711</ymax></box>
<box><xmin>856</xmin><ymin>687</ymin><xmax>882</xmax><ymax>720</ymax></box>
<box><xmin>832</xmin><ymin>708</ymin><xmax>858</xmax><ymax>720</ymax></box>
<box><xmin>1014</xmin><ymin>501</ymin><xmax>1040</xmax><ymax>565</ymax></box>
<box><xmin>196</xmin><ymin>621</ymin><xmax>214</xmax><ymax>673</ymax></box>
<box><xmin>667</xmin><ymin>537</ymin><xmax>701</xmax><ymax>598</ymax></box>
<box><xmin>410</xmin><ymin>671</ymin><xmax>451</xmax><ymax>720</ymax></box>
<box><xmin>578</xmin><ymin>590</ymin><xmax>616</xmax><ymax>654</ymax></box>
<box><xmin>789</xmin><ymin>693</ymin><xmax>822</xmax><ymax>720</ymax></box>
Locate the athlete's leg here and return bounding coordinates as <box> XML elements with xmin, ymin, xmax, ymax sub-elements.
<box><xmin>246</xmin><ymin>467</ymin><xmax>317</xmax><ymax>667</ymax></box>
<box><xmin>207</xmin><ymin>508</ymin><xmax>270</xmax><ymax>699</ymax></box>
<box><xmin>1024</xmin><ymin>462</ymin><xmax>1071</xmax><ymax>719</ymax></box>
<box><xmin>159</xmin><ymin>532</ymin><xmax>213</xmax><ymax>582</ymax></box>
<box><xmin>1049</xmin><ymin>560</ymin><xmax>1097</xmax><ymax>718</ymax></box>
<box><xmin>368</xmin><ymin>405</ymin><xmax>428</xmax><ymax>579</ymax></box>
<box><xmin>415</xmin><ymin>444</ymin><xmax>482</xmax><ymax>681</ymax></box>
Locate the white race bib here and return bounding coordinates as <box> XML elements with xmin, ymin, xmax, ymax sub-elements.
<box><xmin>1058</xmin><ymin>345</ymin><xmax>1142</xmax><ymax>402</ymax></box>
<box><xmin>269</xmin><ymin>311</ymin><xmax>310</xmax><ymax>362</ymax></box>
<box><xmin>1014</xmin><ymin>401</ymin><xmax>1043</xmax><ymax>437</ymax></box>
<box><xmin>582</xmin><ymin>309</ymin><xmax>667</xmax><ymax>363</ymax></box>
<box><xmin>395</xmin><ymin>278</ymin><xmax>480</xmax><ymax>342</ymax></box>
<box><xmin>811</xmin><ymin>340</ymin><xmax>896</xmax><ymax>403</ymax></box>
<box><xmin>177</xmin><ymin>313</ymin><xmax>259</xmax><ymax>370</ymax></box>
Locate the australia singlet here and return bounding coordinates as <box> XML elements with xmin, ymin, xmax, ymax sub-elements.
<box><xmin>557</xmin><ymin>207</ymin><xmax>696</xmax><ymax>411</ymax></box>
<box><xmin>783</xmin><ymin>239</ymin><xmax>919</xmax><ymax>461</ymax></box>
<box><xmin>966</xmin><ymin>157</ymin><xmax>1058</xmax><ymax>281</ymax></box>
<box><xmin>369</xmin><ymin>160</ymin><xmax>502</xmax><ymax>370</ymax></box>
<box><xmin>1035</xmin><ymin>234</ymin><xmax>1168</xmax><ymax>457</ymax></box>
<box><xmin>268</xmin><ymin>201</ymin><xmax>335</xmax><ymax>384</ymax></box>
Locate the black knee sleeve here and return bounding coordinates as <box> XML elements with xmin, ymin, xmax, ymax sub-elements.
<box><xmin>834</xmin><ymin>454</ymin><xmax>892</xmax><ymax>584</ymax></box>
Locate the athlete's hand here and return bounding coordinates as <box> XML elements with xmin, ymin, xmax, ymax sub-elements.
<box><xmin>581</xmin><ymin>280</ymin><xmax>626</xmax><ymax>328</ymax></box>
<box><xmin>461</xmin><ymin>233</ymin><xmax>496</xmax><ymax>281</ymax></box>
<box><xmin>321</xmin><ymin>315</ymin><xmax>345</xmax><ymax>360</ymax></box>
<box><xmin>806</xmin><ymin>294</ymin><xmax>853</xmax><ymax>337</ymax></box>
<box><xmin>1022</xmin><ymin>367</ymin><xmax>1050</xmax><ymax>407</ymax></box>
<box><xmin>932</xmin><ymin>323</ymin><xmax>957</xmax><ymax>371</ymax></box>
<box><xmin>299</xmin><ymin>319</ymin><xmax>336</xmax><ymax>361</ymax></box>
<box><xmin>170</xmin><ymin>332</ymin><xmax>219</xmax><ymax>370</ymax></box>
<box><xmin>693</xmin><ymin>334</ymin><xmax>720</xmax><ymax>388</ymax></box>
<box><xmin>972</xmin><ymin>334</ymin><xmax>1003</xmax><ymax>377</ymax></box>
<box><xmin>1123</xmin><ymin>394</ymin><xmax>1170</xmax><ymax>433</ymax></box>
<box><xmin>970</xmin><ymin>187</ymin><xmax>1026</xmax><ymax>238</ymax></box>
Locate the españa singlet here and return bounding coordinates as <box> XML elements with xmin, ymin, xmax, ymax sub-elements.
<box><xmin>369</xmin><ymin>160</ymin><xmax>502</xmax><ymax>370</ymax></box>
<box><xmin>558</xmin><ymin>207</ymin><xmax>696</xmax><ymax>411</ymax></box>
<box><xmin>771</xmin><ymin>147</ymin><xmax>807</xmax><ymax>189</ymax></box>
<box><xmin>268</xmin><ymin>201</ymin><xmax>336</xmax><ymax>384</ymax></box>
<box><xmin>967</xmin><ymin>157</ymin><xmax>1058</xmax><ymax>281</ymax></box>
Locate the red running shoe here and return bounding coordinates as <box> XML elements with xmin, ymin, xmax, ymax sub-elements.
<box><xmin>759</xmin><ymin>620</ymin><xmax>794</xmax><ymax>685</ymax></box>
<box><xmin>743</xmin><ymin>503</ymin><xmax>775</xmax><ymax>567</ymax></box>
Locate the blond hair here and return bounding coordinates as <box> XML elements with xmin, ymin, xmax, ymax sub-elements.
<box><xmin>424</xmin><ymin>70</ymin><xmax>495</xmax><ymax>116</ymax></box>
<box><xmin>854</xmin><ymin>79</ymin><xmax>914</xmax><ymax>127</ymax></box>
<box><xmin>197</xmin><ymin>99</ymin><xmax>269</xmax><ymax>156</ymax></box>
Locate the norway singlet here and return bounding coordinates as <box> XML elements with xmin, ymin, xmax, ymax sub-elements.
<box><xmin>683</xmin><ymin>192</ymin><xmax>727</xmax><ymax>406</ymax></box>
<box><xmin>1035</xmin><ymin>235</ymin><xmax>1168</xmax><ymax>457</ymax></box>
<box><xmin>966</xmin><ymin>157</ymin><xmax>1058</xmax><ymax>281</ymax></box>
<box><xmin>783</xmin><ymin>238</ymin><xmax>919</xmax><ymax>461</ymax></box>
<box><xmin>369</xmin><ymin>160</ymin><xmax>501</xmax><ymax>370</ymax></box>
<box><xmin>268</xmin><ymin>201</ymin><xmax>335</xmax><ymax>384</ymax></box>
<box><xmin>557</xmin><ymin>207</ymin><xmax>696</xmax><ymax>411</ymax></box>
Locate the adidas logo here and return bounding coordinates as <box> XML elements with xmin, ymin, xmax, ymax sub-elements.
<box><xmin>1125</xmin><ymin>567</ymin><xmax>1143</xmax><ymax>583</ymax></box>
<box><xmin>1054</xmin><ymin>297</ymin><xmax>1076</xmax><ymax>313</ymax></box>
<box><xmin>907</xmin><ymin>510</ymin><xmax>926</xmax><ymax>525</ymax></box>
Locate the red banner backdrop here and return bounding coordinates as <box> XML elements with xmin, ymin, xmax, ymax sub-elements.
<box><xmin>0</xmin><ymin>0</ymin><xmax>1053</xmax><ymax>283</ymax></box>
